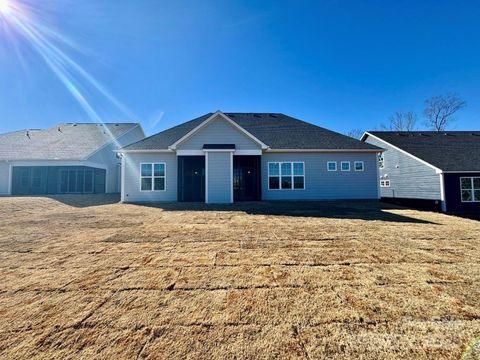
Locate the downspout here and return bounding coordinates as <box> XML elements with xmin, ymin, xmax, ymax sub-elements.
<box><xmin>439</xmin><ymin>172</ymin><xmax>447</xmax><ymax>212</ymax></box>
<box><xmin>7</xmin><ymin>161</ymin><xmax>12</xmax><ymax>195</ymax></box>
<box><xmin>120</xmin><ymin>154</ymin><xmax>126</xmax><ymax>203</ymax></box>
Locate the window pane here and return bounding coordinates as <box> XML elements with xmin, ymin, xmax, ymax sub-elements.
<box><xmin>32</xmin><ymin>168</ymin><xmax>42</xmax><ymax>187</ymax></box>
<box><xmin>293</xmin><ymin>162</ymin><xmax>304</xmax><ymax>175</ymax></box>
<box><xmin>341</xmin><ymin>162</ymin><xmax>350</xmax><ymax>171</ymax></box>
<box><xmin>461</xmin><ymin>178</ymin><xmax>471</xmax><ymax>190</ymax></box>
<box><xmin>293</xmin><ymin>176</ymin><xmax>304</xmax><ymax>189</ymax></box>
<box><xmin>141</xmin><ymin>177</ymin><xmax>152</xmax><ymax>191</ymax></box>
<box><xmin>21</xmin><ymin>169</ymin><xmax>29</xmax><ymax>186</ymax></box>
<box><xmin>269</xmin><ymin>163</ymin><xmax>279</xmax><ymax>176</ymax></box>
<box><xmin>328</xmin><ymin>162</ymin><xmax>336</xmax><ymax>171</ymax></box>
<box><xmin>269</xmin><ymin>177</ymin><xmax>280</xmax><ymax>189</ymax></box>
<box><xmin>154</xmin><ymin>177</ymin><xmax>165</xmax><ymax>191</ymax></box>
<box><xmin>154</xmin><ymin>163</ymin><xmax>165</xmax><ymax>177</ymax></box>
<box><xmin>60</xmin><ymin>171</ymin><xmax>68</xmax><ymax>193</ymax></box>
<box><xmin>474</xmin><ymin>178</ymin><xmax>480</xmax><ymax>189</ymax></box>
<box><xmin>475</xmin><ymin>190</ymin><xmax>480</xmax><ymax>202</ymax></box>
<box><xmin>84</xmin><ymin>170</ymin><xmax>93</xmax><ymax>193</ymax></box>
<box><xmin>68</xmin><ymin>170</ymin><xmax>76</xmax><ymax>192</ymax></box>
<box><xmin>141</xmin><ymin>164</ymin><xmax>152</xmax><ymax>177</ymax></box>
<box><xmin>462</xmin><ymin>190</ymin><xmax>473</xmax><ymax>202</ymax></box>
<box><xmin>355</xmin><ymin>162</ymin><xmax>364</xmax><ymax>171</ymax></box>
<box><xmin>281</xmin><ymin>176</ymin><xmax>292</xmax><ymax>189</ymax></box>
<box><xmin>281</xmin><ymin>163</ymin><xmax>292</xmax><ymax>175</ymax></box>
<box><xmin>32</xmin><ymin>175</ymin><xmax>41</xmax><ymax>187</ymax></box>
<box><xmin>76</xmin><ymin>170</ymin><xmax>85</xmax><ymax>193</ymax></box>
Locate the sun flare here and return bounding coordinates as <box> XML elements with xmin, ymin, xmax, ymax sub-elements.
<box><xmin>0</xmin><ymin>0</ymin><xmax>12</xmax><ymax>16</ymax></box>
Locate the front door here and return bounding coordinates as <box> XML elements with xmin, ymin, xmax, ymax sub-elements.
<box><xmin>233</xmin><ymin>156</ymin><xmax>261</xmax><ymax>201</ymax></box>
<box><xmin>178</xmin><ymin>156</ymin><xmax>205</xmax><ymax>202</ymax></box>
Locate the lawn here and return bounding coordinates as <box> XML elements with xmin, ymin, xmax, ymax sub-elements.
<box><xmin>0</xmin><ymin>196</ymin><xmax>479</xmax><ymax>359</ymax></box>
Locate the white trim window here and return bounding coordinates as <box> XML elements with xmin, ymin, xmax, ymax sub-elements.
<box><xmin>354</xmin><ymin>161</ymin><xmax>364</xmax><ymax>172</ymax></box>
<box><xmin>460</xmin><ymin>177</ymin><xmax>480</xmax><ymax>202</ymax></box>
<box><xmin>341</xmin><ymin>161</ymin><xmax>351</xmax><ymax>172</ymax></box>
<box><xmin>140</xmin><ymin>163</ymin><xmax>166</xmax><ymax>191</ymax></box>
<box><xmin>327</xmin><ymin>161</ymin><xmax>337</xmax><ymax>171</ymax></box>
<box><xmin>380</xmin><ymin>180</ymin><xmax>390</xmax><ymax>187</ymax></box>
<box><xmin>268</xmin><ymin>162</ymin><xmax>305</xmax><ymax>190</ymax></box>
<box><xmin>378</xmin><ymin>153</ymin><xmax>385</xmax><ymax>169</ymax></box>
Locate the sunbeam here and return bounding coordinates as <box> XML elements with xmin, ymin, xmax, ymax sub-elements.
<box><xmin>0</xmin><ymin>0</ymin><xmax>137</xmax><ymax>150</ymax></box>
<box><xmin>0</xmin><ymin>0</ymin><xmax>12</xmax><ymax>15</ymax></box>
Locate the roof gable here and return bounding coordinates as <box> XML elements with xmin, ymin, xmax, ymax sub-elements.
<box><xmin>363</xmin><ymin>131</ymin><xmax>480</xmax><ymax>172</ymax></box>
<box><xmin>173</xmin><ymin>112</ymin><xmax>266</xmax><ymax>150</ymax></box>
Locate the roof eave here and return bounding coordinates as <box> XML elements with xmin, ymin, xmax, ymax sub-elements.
<box><xmin>265</xmin><ymin>148</ymin><xmax>383</xmax><ymax>153</ymax></box>
<box><xmin>117</xmin><ymin>149</ymin><xmax>175</xmax><ymax>154</ymax></box>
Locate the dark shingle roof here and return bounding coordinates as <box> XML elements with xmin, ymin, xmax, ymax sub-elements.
<box><xmin>0</xmin><ymin>123</ymin><xmax>139</xmax><ymax>161</ymax></box>
<box><xmin>123</xmin><ymin>113</ymin><xmax>380</xmax><ymax>151</ymax></box>
<box><xmin>365</xmin><ymin>131</ymin><xmax>480</xmax><ymax>171</ymax></box>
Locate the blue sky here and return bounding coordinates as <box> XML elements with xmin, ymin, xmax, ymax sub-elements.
<box><xmin>1</xmin><ymin>0</ymin><xmax>479</xmax><ymax>136</ymax></box>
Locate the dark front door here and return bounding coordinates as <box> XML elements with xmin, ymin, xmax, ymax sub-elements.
<box><xmin>178</xmin><ymin>156</ymin><xmax>205</xmax><ymax>202</ymax></box>
<box><xmin>233</xmin><ymin>156</ymin><xmax>261</xmax><ymax>201</ymax></box>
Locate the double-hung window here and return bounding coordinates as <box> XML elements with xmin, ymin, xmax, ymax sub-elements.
<box><xmin>460</xmin><ymin>177</ymin><xmax>480</xmax><ymax>202</ymax></box>
<box><xmin>140</xmin><ymin>163</ymin><xmax>166</xmax><ymax>191</ymax></box>
<box><xmin>268</xmin><ymin>162</ymin><xmax>305</xmax><ymax>190</ymax></box>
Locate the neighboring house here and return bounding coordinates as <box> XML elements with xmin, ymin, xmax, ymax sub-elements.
<box><xmin>362</xmin><ymin>131</ymin><xmax>480</xmax><ymax>212</ymax></box>
<box><xmin>119</xmin><ymin>111</ymin><xmax>382</xmax><ymax>204</ymax></box>
<box><xmin>0</xmin><ymin>123</ymin><xmax>145</xmax><ymax>195</ymax></box>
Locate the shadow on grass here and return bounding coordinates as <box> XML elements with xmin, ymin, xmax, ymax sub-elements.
<box><xmin>448</xmin><ymin>212</ymin><xmax>480</xmax><ymax>222</ymax></box>
<box><xmin>34</xmin><ymin>195</ymin><xmax>438</xmax><ymax>223</ymax></box>
<box><xmin>131</xmin><ymin>200</ymin><xmax>438</xmax><ymax>224</ymax></box>
<box><xmin>45</xmin><ymin>194</ymin><xmax>121</xmax><ymax>208</ymax></box>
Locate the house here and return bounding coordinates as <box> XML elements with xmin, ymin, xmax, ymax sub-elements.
<box><xmin>119</xmin><ymin>111</ymin><xmax>382</xmax><ymax>203</ymax></box>
<box><xmin>0</xmin><ymin>123</ymin><xmax>145</xmax><ymax>195</ymax></box>
<box><xmin>361</xmin><ymin>131</ymin><xmax>480</xmax><ymax>212</ymax></box>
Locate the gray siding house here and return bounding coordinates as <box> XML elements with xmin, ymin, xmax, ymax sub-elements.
<box><xmin>120</xmin><ymin>112</ymin><xmax>382</xmax><ymax>203</ymax></box>
<box><xmin>362</xmin><ymin>131</ymin><xmax>480</xmax><ymax>212</ymax></box>
<box><xmin>0</xmin><ymin>123</ymin><xmax>145</xmax><ymax>195</ymax></box>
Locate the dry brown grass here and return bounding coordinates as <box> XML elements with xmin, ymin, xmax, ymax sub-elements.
<box><xmin>0</xmin><ymin>195</ymin><xmax>480</xmax><ymax>359</ymax></box>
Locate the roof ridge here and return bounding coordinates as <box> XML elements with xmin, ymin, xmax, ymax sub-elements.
<box><xmin>369</xmin><ymin>130</ymin><xmax>480</xmax><ymax>133</ymax></box>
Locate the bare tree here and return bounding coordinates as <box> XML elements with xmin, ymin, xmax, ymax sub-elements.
<box><xmin>380</xmin><ymin>111</ymin><xmax>417</xmax><ymax>131</ymax></box>
<box><xmin>424</xmin><ymin>93</ymin><xmax>466</xmax><ymax>131</ymax></box>
<box><xmin>345</xmin><ymin>128</ymin><xmax>364</xmax><ymax>139</ymax></box>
